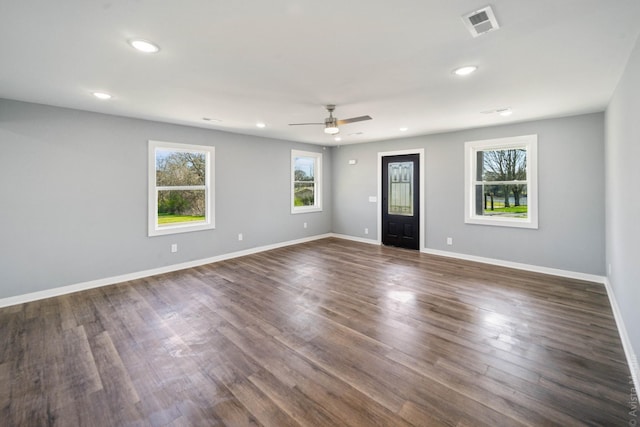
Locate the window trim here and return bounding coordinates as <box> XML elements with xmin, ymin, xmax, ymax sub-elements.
<box><xmin>148</xmin><ymin>140</ymin><xmax>215</xmax><ymax>236</ymax></box>
<box><xmin>464</xmin><ymin>134</ymin><xmax>538</xmax><ymax>229</ymax></box>
<box><xmin>291</xmin><ymin>149</ymin><xmax>322</xmax><ymax>214</ymax></box>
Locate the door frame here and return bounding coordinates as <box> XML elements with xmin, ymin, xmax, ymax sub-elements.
<box><xmin>377</xmin><ymin>148</ymin><xmax>425</xmax><ymax>250</ymax></box>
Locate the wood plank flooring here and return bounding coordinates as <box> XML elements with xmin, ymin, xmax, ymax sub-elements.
<box><xmin>0</xmin><ymin>238</ymin><xmax>632</xmax><ymax>426</ymax></box>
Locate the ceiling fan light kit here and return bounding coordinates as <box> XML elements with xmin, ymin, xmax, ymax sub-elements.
<box><xmin>324</xmin><ymin>117</ymin><xmax>339</xmax><ymax>134</ymax></box>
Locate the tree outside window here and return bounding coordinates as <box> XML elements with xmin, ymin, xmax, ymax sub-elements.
<box><xmin>156</xmin><ymin>151</ymin><xmax>206</xmax><ymax>223</ymax></box>
<box><xmin>478</xmin><ymin>148</ymin><xmax>527</xmax><ymax>217</ymax></box>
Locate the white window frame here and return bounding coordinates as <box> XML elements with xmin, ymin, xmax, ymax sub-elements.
<box><xmin>148</xmin><ymin>140</ymin><xmax>215</xmax><ymax>236</ymax></box>
<box><xmin>464</xmin><ymin>134</ymin><xmax>538</xmax><ymax>229</ymax></box>
<box><xmin>291</xmin><ymin>149</ymin><xmax>322</xmax><ymax>214</ymax></box>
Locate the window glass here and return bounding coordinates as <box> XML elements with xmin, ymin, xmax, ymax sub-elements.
<box><xmin>156</xmin><ymin>149</ymin><xmax>206</xmax><ymax>186</ymax></box>
<box><xmin>476</xmin><ymin>148</ymin><xmax>527</xmax><ymax>218</ymax></box>
<box><xmin>157</xmin><ymin>190</ymin><xmax>206</xmax><ymax>226</ymax></box>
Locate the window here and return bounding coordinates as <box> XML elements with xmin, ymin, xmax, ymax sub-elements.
<box><xmin>148</xmin><ymin>140</ymin><xmax>215</xmax><ymax>236</ymax></box>
<box><xmin>464</xmin><ymin>134</ymin><xmax>538</xmax><ymax>228</ymax></box>
<box><xmin>291</xmin><ymin>150</ymin><xmax>322</xmax><ymax>214</ymax></box>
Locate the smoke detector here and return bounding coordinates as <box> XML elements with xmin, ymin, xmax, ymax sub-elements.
<box><xmin>462</xmin><ymin>5</ymin><xmax>500</xmax><ymax>37</ymax></box>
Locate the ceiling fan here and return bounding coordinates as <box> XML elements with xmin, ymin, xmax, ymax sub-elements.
<box><xmin>288</xmin><ymin>105</ymin><xmax>372</xmax><ymax>135</ymax></box>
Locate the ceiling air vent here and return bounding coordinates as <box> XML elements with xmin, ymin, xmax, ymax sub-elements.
<box><xmin>462</xmin><ymin>5</ymin><xmax>499</xmax><ymax>37</ymax></box>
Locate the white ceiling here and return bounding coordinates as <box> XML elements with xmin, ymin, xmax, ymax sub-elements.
<box><xmin>1</xmin><ymin>1</ymin><xmax>640</xmax><ymax>146</ymax></box>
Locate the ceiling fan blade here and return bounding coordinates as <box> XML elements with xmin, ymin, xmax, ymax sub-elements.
<box><xmin>337</xmin><ymin>115</ymin><xmax>372</xmax><ymax>125</ymax></box>
<box><xmin>288</xmin><ymin>122</ymin><xmax>324</xmax><ymax>126</ymax></box>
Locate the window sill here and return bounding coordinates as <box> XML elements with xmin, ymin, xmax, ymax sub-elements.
<box><xmin>149</xmin><ymin>221</ymin><xmax>215</xmax><ymax>237</ymax></box>
<box><xmin>465</xmin><ymin>216</ymin><xmax>538</xmax><ymax>229</ymax></box>
<box><xmin>291</xmin><ymin>207</ymin><xmax>322</xmax><ymax>215</ymax></box>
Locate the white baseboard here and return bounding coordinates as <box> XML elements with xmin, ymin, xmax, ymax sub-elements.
<box><xmin>0</xmin><ymin>233</ymin><xmax>333</xmax><ymax>308</ymax></box>
<box><xmin>603</xmin><ymin>278</ymin><xmax>640</xmax><ymax>394</ymax></box>
<box><xmin>420</xmin><ymin>247</ymin><xmax>605</xmax><ymax>284</ymax></box>
<box><xmin>329</xmin><ymin>233</ymin><xmax>380</xmax><ymax>245</ymax></box>
<box><xmin>330</xmin><ymin>236</ymin><xmax>605</xmax><ymax>283</ymax></box>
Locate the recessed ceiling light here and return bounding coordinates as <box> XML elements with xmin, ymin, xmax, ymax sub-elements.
<box><xmin>453</xmin><ymin>65</ymin><xmax>478</xmax><ymax>76</ymax></box>
<box><xmin>256</xmin><ymin>122</ymin><xmax>266</xmax><ymax>128</ymax></box>
<box><xmin>399</xmin><ymin>127</ymin><xmax>408</xmax><ymax>132</ymax></box>
<box><xmin>481</xmin><ymin>107</ymin><xmax>513</xmax><ymax>116</ymax></box>
<box><xmin>129</xmin><ymin>39</ymin><xmax>160</xmax><ymax>53</ymax></box>
<box><xmin>92</xmin><ymin>92</ymin><xmax>112</xmax><ymax>100</ymax></box>
<box><xmin>334</xmin><ymin>136</ymin><xmax>342</xmax><ymax>142</ymax></box>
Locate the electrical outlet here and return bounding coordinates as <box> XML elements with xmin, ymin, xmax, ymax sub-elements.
<box><xmin>364</xmin><ymin>228</ymin><xmax>369</xmax><ymax>235</ymax></box>
<box><xmin>303</xmin><ymin>222</ymin><xmax>308</xmax><ymax>229</ymax></box>
<box><xmin>171</xmin><ymin>243</ymin><xmax>178</xmax><ymax>253</ymax></box>
<box><xmin>238</xmin><ymin>233</ymin><xmax>243</xmax><ymax>241</ymax></box>
<box><xmin>446</xmin><ymin>237</ymin><xmax>453</xmax><ymax>245</ymax></box>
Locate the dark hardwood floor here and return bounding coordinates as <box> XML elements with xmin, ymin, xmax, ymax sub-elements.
<box><xmin>0</xmin><ymin>238</ymin><xmax>632</xmax><ymax>426</ymax></box>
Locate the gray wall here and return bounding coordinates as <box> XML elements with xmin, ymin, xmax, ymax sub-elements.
<box><xmin>0</xmin><ymin>100</ymin><xmax>612</xmax><ymax>298</ymax></box>
<box><xmin>0</xmin><ymin>99</ymin><xmax>332</xmax><ymax>299</ymax></box>
<box><xmin>606</xmin><ymin>36</ymin><xmax>640</xmax><ymax>367</ymax></box>
<box><xmin>332</xmin><ymin>113</ymin><xmax>605</xmax><ymax>275</ymax></box>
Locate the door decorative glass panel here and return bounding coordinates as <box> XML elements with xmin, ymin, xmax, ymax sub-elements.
<box><xmin>388</xmin><ymin>162</ymin><xmax>413</xmax><ymax>216</ymax></box>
